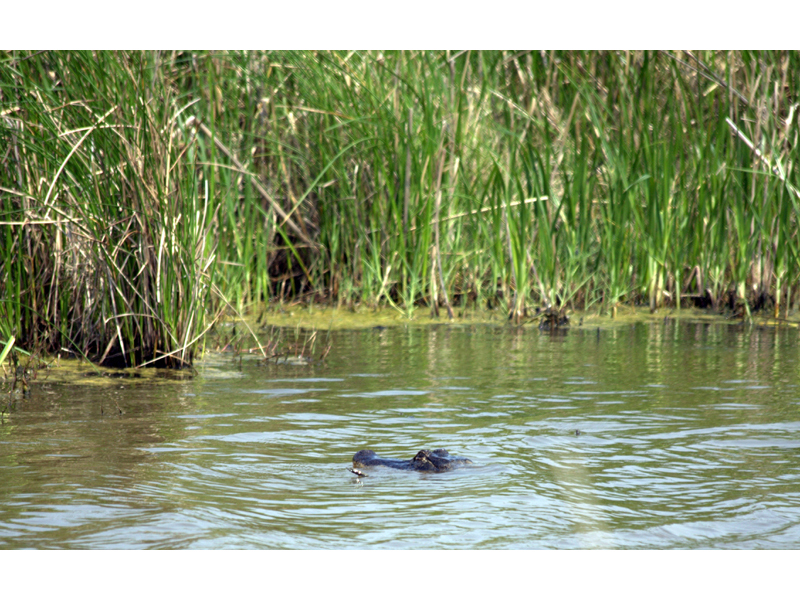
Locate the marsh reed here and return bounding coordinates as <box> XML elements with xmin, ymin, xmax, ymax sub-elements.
<box><xmin>2</xmin><ymin>51</ymin><xmax>799</xmax><ymax>366</ymax></box>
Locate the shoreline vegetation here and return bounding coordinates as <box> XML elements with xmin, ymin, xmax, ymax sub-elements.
<box><xmin>2</xmin><ymin>50</ymin><xmax>800</xmax><ymax>370</ymax></box>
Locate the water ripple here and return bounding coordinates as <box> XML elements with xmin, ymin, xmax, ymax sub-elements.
<box><xmin>4</xmin><ymin>324</ymin><xmax>800</xmax><ymax>548</ymax></box>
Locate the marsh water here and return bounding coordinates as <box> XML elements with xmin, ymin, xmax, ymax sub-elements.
<box><xmin>2</xmin><ymin>320</ymin><xmax>800</xmax><ymax>549</ymax></box>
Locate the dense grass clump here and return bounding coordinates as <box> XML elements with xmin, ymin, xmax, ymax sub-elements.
<box><xmin>1</xmin><ymin>52</ymin><xmax>218</xmax><ymax>367</ymax></box>
<box><xmin>2</xmin><ymin>51</ymin><xmax>800</xmax><ymax>366</ymax></box>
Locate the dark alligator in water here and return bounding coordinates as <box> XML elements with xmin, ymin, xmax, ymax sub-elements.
<box><xmin>352</xmin><ymin>449</ymin><xmax>472</xmax><ymax>472</ymax></box>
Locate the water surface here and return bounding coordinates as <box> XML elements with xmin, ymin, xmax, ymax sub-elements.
<box><xmin>2</xmin><ymin>321</ymin><xmax>800</xmax><ymax>548</ymax></box>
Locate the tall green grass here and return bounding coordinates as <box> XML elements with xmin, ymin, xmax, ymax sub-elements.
<box><xmin>1</xmin><ymin>51</ymin><xmax>219</xmax><ymax>367</ymax></box>
<box><xmin>2</xmin><ymin>50</ymin><xmax>800</xmax><ymax>367</ymax></box>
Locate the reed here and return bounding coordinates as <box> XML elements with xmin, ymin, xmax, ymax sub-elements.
<box><xmin>2</xmin><ymin>50</ymin><xmax>800</xmax><ymax>368</ymax></box>
<box><xmin>1</xmin><ymin>51</ymin><xmax>219</xmax><ymax>367</ymax></box>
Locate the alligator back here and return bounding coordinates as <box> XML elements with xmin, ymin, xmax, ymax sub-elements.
<box><xmin>353</xmin><ymin>449</ymin><xmax>472</xmax><ymax>472</ymax></box>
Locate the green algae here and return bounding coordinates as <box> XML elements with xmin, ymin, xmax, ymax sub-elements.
<box><xmin>238</xmin><ymin>303</ymin><xmax>800</xmax><ymax>333</ymax></box>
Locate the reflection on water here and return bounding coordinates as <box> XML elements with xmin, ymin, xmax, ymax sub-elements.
<box><xmin>2</xmin><ymin>321</ymin><xmax>800</xmax><ymax>548</ymax></box>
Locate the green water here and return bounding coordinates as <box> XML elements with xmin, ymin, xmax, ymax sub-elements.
<box><xmin>2</xmin><ymin>321</ymin><xmax>800</xmax><ymax>548</ymax></box>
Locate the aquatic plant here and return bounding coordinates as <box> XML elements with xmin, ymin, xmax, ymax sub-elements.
<box><xmin>2</xmin><ymin>50</ymin><xmax>799</xmax><ymax>367</ymax></box>
<box><xmin>256</xmin><ymin>50</ymin><xmax>799</xmax><ymax>318</ymax></box>
<box><xmin>0</xmin><ymin>51</ymin><xmax>219</xmax><ymax>367</ymax></box>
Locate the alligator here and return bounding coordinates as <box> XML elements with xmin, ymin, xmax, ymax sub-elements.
<box><xmin>352</xmin><ymin>449</ymin><xmax>472</xmax><ymax>473</ymax></box>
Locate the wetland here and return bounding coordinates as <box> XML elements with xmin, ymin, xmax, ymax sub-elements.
<box><xmin>3</xmin><ymin>318</ymin><xmax>800</xmax><ymax>549</ymax></box>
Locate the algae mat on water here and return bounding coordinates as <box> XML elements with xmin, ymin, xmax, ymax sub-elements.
<box><xmin>230</xmin><ymin>304</ymin><xmax>800</xmax><ymax>332</ymax></box>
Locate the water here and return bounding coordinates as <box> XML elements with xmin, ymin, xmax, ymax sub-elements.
<box><xmin>2</xmin><ymin>320</ymin><xmax>800</xmax><ymax>549</ymax></box>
